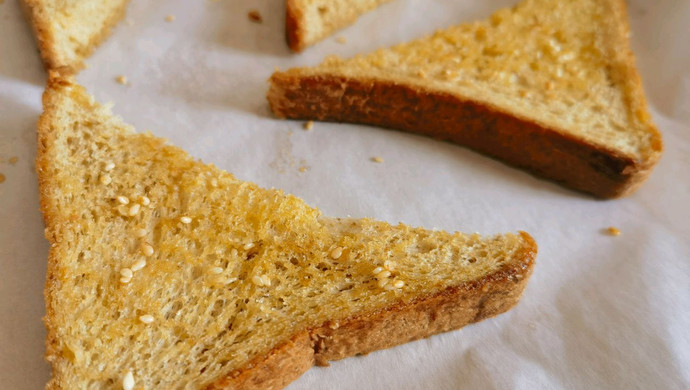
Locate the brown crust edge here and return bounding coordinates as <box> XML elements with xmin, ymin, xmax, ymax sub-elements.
<box><xmin>267</xmin><ymin>72</ymin><xmax>661</xmax><ymax>199</ymax></box>
<box><xmin>209</xmin><ymin>232</ymin><xmax>536</xmax><ymax>389</ymax></box>
<box><xmin>37</xmin><ymin>74</ymin><xmax>78</xmax><ymax>390</ymax></box>
<box><xmin>20</xmin><ymin>0</ymin><xmax>130</xmax><ymax>74</ymax></box>
<box><xmin>285</xmin><ymin>0</ymin><xmax>307</xmax><ymax>52</ymax></box>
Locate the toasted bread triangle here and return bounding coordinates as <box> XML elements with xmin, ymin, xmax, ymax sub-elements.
<box><xmin>37</xmin><ymin>76</ymin><xmax>535</xmax><ymax>389</ymax></box>
<box><xmin>21</xmin><ymin>0</ymin><xmax>130</xmax><ymax>73</ymax></box>
<box><xmin>270</xmin><ymin>0</ymin><xmax>662</xmax><ymax>198</ymax></box>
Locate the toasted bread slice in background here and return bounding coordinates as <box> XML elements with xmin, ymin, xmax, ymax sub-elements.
<box><xmin>270</xmin><ymin>0</ymin><xmax>663</xmax><ymax>198</ymax></box>
<box><xmin>37</xmin><ymin>75</ymin><xmax>536</xmax><ymax>389</ymax></box>
<box><xmin>21</xmin><ymin>0</ymin><xmax>130</xmax><ymax>73</ymax></box>
<box><xmin>286</xmin><ymin>0</ymin><xmax>393</xmax><ymax>52</ymax></box>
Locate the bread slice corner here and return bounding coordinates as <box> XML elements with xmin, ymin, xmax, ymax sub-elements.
<box><xmin>286</xmin><ymin>0</ymin><xmax>393</xmax><ymax>52</ymax></box>
<box><xmin>21</xmin><ymin>0</ymin><xmax>130</xmax><ymax>73</ymax></box>
<box><xmin>271</xmin><ymin>0</ymin><xmax>663</xmax><ymax>198</ymax></box>
<box><xmin>38</xmin><ymin>74</ymin><xmax>536</xmax><ymax>389</ymax></box>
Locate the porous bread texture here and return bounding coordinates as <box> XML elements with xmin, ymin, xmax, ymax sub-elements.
<box><xmin>21</xmin><ymin>0</ymin><xmax>130</xmax><ymax>73</ymax></box>
<box><xmin>270</xmin><ymin>0</ymin><xmax>663</xmax><ymax>198</ymax></box>
<box><xmin>38</xmin><ymin>76</ymin><xmax>536</xmax><ymax>389</ymax></box>
<box><xmin>286</xmin><ymin>0</ymin><xmax>392</xmax><ymax>52</ymax></box>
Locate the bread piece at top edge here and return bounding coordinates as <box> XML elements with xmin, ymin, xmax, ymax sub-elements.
<box><xmin>38</xmin><ymin>75</ymin><xmax>535</xmax><ymax>389</ymax></box>
<box><xmin>271</xmin><ymin>0</ymin><xmax>663</xmax><ymax>198</ymax></box>
<box><xmin>286</xmin><ymin>0</ymin><xmax>393</xmax><ymax>52</ymax></box>
<box><xmin>20</xmin><ymin>0</ymin><xmax>130</xmax><ymax>73</ymax></box>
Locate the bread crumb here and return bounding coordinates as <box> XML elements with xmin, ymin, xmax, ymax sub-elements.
<box><xmin>336</xmin><ymin>36</ymin><xmax>347</xmax><ymax>44</ymax></box>
<box><xmin>298</xmin><ymin>166</ymin><xmax>308</xmax><ymax>173</ymax></box>
<box><xmin>248</xmin><ymin>10</ymin><xmax>262</xmax><ymax>23</ymax></box>
<box><xmin>165</xmin><ymin>14</ymin><xmax>175</xmax><ymax>22</ymax></box>
<box><xmin>606</xmin><ymin>227</ymin><xmax>621</xmax><ymax>236</ymax></box>
<box><xmin>8</xmin><ymin>156</ymin><xmax>18</xmax><ymax>165</ymax></box>
<box><xmin>0</xmin><ymin>173</ymin><xmax>5</xmax><ymax>183</ymax></box>
<box><xmin>417</xmin><ymin>70</ymin><xmax>427</xmax><ymax>79</ymax></box>
<box><xmin>115</xmin><ymin>75</ymin><xmax>128</xmax><ymax>85</ymax></box>
<box><xmin>123</xmin><ymin>371</ymin><xmax>135</xmax><ymax>390</ymax></box>
<box><xmin>371</xmin><ymin>156</ymin><xmax>384</xmax><ymax>163</ymax></box>
<box><xmin>303</xmin><ymin>121</ymin><xmax>314</xmax><ymax>131</ymax></box>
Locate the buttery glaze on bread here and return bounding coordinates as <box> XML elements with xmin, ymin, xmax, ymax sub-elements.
<box><xmin>270</xmin><ymin>0</ymin><xmax>662</xmax><ymax>198</ymax></box>
<box><xmin>37</xmin><ymin>75</ymin><xmax>536</xmax><ymax>389</ymax></box>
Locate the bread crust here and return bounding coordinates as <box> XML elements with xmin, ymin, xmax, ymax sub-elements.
<box><xmin>267</xmin><ymin>72</ymin><xmax>660</xmax><ymax>199</ymax></box>
<box><xmin>20</xmin><ymin>0</ymin><xmax>130</xmax><ymax>74</ymax></box>
<box><xmin>209</xmin><ymin>232</ymin><xmax>536</xmax><ymax>389</ymax></box>
<box><xmin>285</xmin><ymin>0</ymin><xmax>307</xmax><ymax>52</ymax></box>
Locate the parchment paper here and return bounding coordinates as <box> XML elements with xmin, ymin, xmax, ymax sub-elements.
<box><xmin>1</xmin><ymin>0</ymin><xmax>688</xmax><ymax>389</ymax></box>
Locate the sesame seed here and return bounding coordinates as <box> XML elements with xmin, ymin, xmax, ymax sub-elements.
<box><xmin>120</xmin><ymin>268</ymin><xmax>133</xmax><ymax>278</ymax></box>
<box><xmin>131</xmin><ymin>259</ymin><xmax>146</xmax><ymax>272</ymax></box>
<box><xmin>123</xmin><ymin>371</ymin><xmax>135</xmax><ymax>390</ymax></box>
<box><xmin>104</xmin><ymin>162</ymin><xmax>115</xmax><ymax>171</ymax></box>
<box><xmin>119</xmin><ymin>276</ymin><xmax>132</xmax><ymax>284</ymax></box>
<box><xmin>384</xmin><ymin>260</ymin><xmax>395</xmax><ymax>270</ymax></box>
<box><xmin>384</xmin><ymin>284</ymin><xmax>396</xmax><ymax>291</ymax></box>
<box><xmin>100</xmin><ymin>174</ymin><xmax>112</xmax><ymax>185</ymax></box>
<box><xmin>243</xmin><ymin>242</ymin><xmax>255</xmax><ymax>250</ymax></box>
<box><xmin>393</xmin><ymin>280</ymin><xmax>405</xmax><ymax>288</ymax></box>
<box><xmin>607</xmin><ymin>227</ymin><xmax>621</xmax><ymax>236</ymax></box>
<box><xmin>142</xmin><ymin>244</ymin><xmax>154</xmax><ymax>257</ymax></box>
<box><xmin>252</xmin><ymin>275</ymin><xmax>263</xmax><ymax>286</ymax></box>
<box><xmin>376</xmin><ymin>270</ymin><xmax>391</xmax><ymax>279</ymax></box>
<box><xmin>417</xmin><ymin>70</ymin><xmax>427</xmax><ymax>79</ymax></box>
<box><xmin>139</xmin><ymin>196</ymin><xmax>150</xmax><ymax>206</ymax></box>
<box><xmin>117</xmin><ymin>196</ymin><xmax>130</xmax><ymax>205</ymax></box>
<box><xmin>139</xmin><ymin>314</ymin><xmax>154</xmax><ymax>324</ymax></box>
<box><xmin>303</xmin><ymin>121</ymin><xmax>314</xmax><ymax>131</ymax></box>
<box><xmin>135</xmin><ymin>228</ymin><xmax>147</xmax><ymax>238</ymax></box>
<box><xmin>223</xmin><ymin>278</ymin><xmax>237</xmax><ymax>284</ymax></box>
<box><xmin>115</xmin><ymin>75</ymin><xmax>128</xmax><ymax>85</ymax></box>
<box><xmin>165</xmin><ymin>14</ymin><xmax>175</xmax><ymax>22</ymax></box>
<box><xmin>180</xmin><ymin>216</ymin><xmax>192</xmax><ymax>224</ymax></box>
<box><xmin>210</xmin><ymin>267</ymin><xmax>223</xmax><ymax>274</ymax></box>
<box><xmin>210</xmin><ymin>178</ymin><xmax>218</xmax><ymax>187</ymax></box>
<box><xmin>371</xmin><ymin>156</ymin><xmax>384</xmax><ymax>163</ymax></box>
<box><xmin>377</xmin><ymin>278</ymin><xmax>389</xmax><ymax>288</ymax></box>
<box><xmin>330</xmin><ymin>247</ymin><xmax>343</xmax><ymax>259</ymax></box>
<box><xmin>372</xmin><ymin>267</ymin><xmax>384</xmax><ymax>275</ymax></box>
<box><xmin>261</xmin><ymin>275</ymin><xmax>271</xmax><ymax>286</ymax></box>
<box><xmin>230</xmin><ymin>248</ymin><xmax>238</xmax><ymax>257</ymax></box>
<box><xmin>128</xmin><ymin>204</ymin><xmax>141</xmax><ymax>216</ymax></box>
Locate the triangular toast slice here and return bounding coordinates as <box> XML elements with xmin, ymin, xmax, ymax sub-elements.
<box><xmin>21</xmin><ymin>0</ymin><xmax>130</xmax><ymax>73</ymax></box>
<box><xmin>286</xmin><ymin>0</ymin><xmax>393</xmax><ymax>52</ymax></box>
<box><xmin>37</xmin><ymin>76</ymin><xmax>536</xmax><ymax>389</ymax></box>
<box><xmin>270</xmin><ymin>0</ymin><xmax>663</xmax><ymax>198</ymax></box>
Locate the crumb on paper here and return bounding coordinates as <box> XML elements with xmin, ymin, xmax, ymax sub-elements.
<box><xmin>248</xmin><ymin>10</ymin><xmax>262</xmax><ymax>23</ymax></box>
<box><xmin>336</xmin><ymin>36</ymin><xmax>347</xmax><ymax>44</ymax></box>
<box><xmin>371</xmin><ymin>156</ymin><xmax>384</xmax><ymax>163</ymax></box>
<box><xmin>8</xmin><ymin>157</ymin><xmax>18</xmax><ymax>165</ymax></box>
<box><xmin>125</xmin><ymin>19</ymin><xmax>134</xmax><ymax>26</ymax></box>
<box><xmin>274</xmin><ymin>66</ymin><xmax>281</xmax><ymax>72</ymax></box>
<box><xmin>0</xmin><ymin>173</ymin><xmax>5</xmax><ymax>183</ymax></box>
<box><xmin>303</xmin><ymin>121</ymin><xmax>314</xmax><ymax>131</ymax></box>
<box><xmin>298</xmin><ymin>166</ymin><xmax>308</xmax><ymax>173</ymax></box>
<box><xmin>115</xmin><ymin>75</ymin><xmax>128</xmax><ymax>85</ymax></box>
<box><xmin>165</xmin><ymin>14</ymin><xmax>176</xmax><ymax>22</ymax></box>
<box><xmin>606</xmin><ymin>227</ymin><xmax>621</xmax><ymax>236</ymax></box>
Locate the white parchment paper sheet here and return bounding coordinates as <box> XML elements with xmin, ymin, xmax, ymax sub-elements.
<box><xmin>1</xmin><ymin>0</ymin><xmax>688</xmax><ymax>389</ymax></box>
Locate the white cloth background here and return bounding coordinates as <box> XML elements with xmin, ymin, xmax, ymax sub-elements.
<box><xmin>0</xmin><ymin>0</ymin><xmax>688</xmax><ymax>389</ymax></box>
